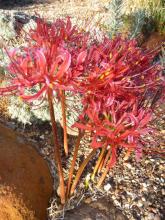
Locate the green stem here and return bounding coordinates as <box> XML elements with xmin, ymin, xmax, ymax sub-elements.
<box><xmin>70</xmin><ymin>149</ymin><xmax>97</xmax><ymax>196</ymax></box>
<box><xmin>48</xmin><ymin>89</ymin><xmax>65</xmax><ymax>204</ymax></box>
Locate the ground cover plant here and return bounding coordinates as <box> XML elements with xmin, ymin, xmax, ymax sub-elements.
<box><xmin>0</xmin><ymin>15</ymin><xmax>164</xmax><ymax>205</ymax></box>
<box><xmin>101</xmin><ymin>0</ymin><xmax>164</xmax><ymax>41</ymax></box>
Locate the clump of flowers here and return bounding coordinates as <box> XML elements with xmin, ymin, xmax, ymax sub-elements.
<box><xmin>0</xmin><ymin>16</ymin><xmax>164</xmax><ymax>204</ymax></box>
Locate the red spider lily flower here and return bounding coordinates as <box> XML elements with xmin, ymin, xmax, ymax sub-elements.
<box><xmin>0</xmin><ymin>17</ymin><xmax>90</xmax><ymax>100</ymax></box>
<box><xmin>23</xmin><ymin>16</ymin><xmax>89</xmax><ymax>70</ymax></box>
<box><xmin>28</xmin><ymin>16</ymin><xmax>89</xmax><ymax>54</ymax></box>
<box><xmin>1</xmin><ymin>47</ymin><xmax>88</xmax><ymax>100</ymax></box>
<box><xmin>0</xmin><ymin>46</ymin><xmax>72</xmax><ymax>100</ymax></box>
<box><xmin>78</xmin><ymin>36</ymin><xmax>163</xmax><ymax>110</ymax></box>
<box><xmin>73</xmin><ymin>101</ymin><xmax>153</xmax><ymax>167</ymax></box>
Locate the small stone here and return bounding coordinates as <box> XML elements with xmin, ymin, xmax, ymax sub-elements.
<box><xmin>154</xmin><ymin>214</ymin><xmax>161</xmax><ymax>220</ymax></box>
<box><xmin>142</xmin><ymin>183</ymin><xmax>147</xmax><ymax>188</ymax></box>
<box><xmin>137</xmin><ymin>201</ymin><xmax>143</xmax><ymax>207</ymax></box>
<box><xmin>40</xmin><ymin>135</ymin><xmax>45</xmax><ymax>140</ymax></box>
<box><xmin>149</xmin><ymin>207</ymin><xmax>157</xmax><ymax>214</ymax></box>
<box><xmin>159</xmin><ymin>165</ymin><xmax>164</xmax><ymax>170</ymax></box>
<box><xmin>84</xmin><ymin>197</ymin><xmax>92</xmax><ymax>204</ymax></box>
<box><xmin>162</xmin><ymin>189</ymin><xmax>165</xmax><ymax>196</ymax></box>
<box><xmin>104</xmin><ymin>183</ymin><xmax>111</xmax><ymax>191</ymax></box>
<box><xmin>160</xmin><ymin>130</ymin><xmax>165</xmax><ymax>135</ymax></box>
<box><xmin>6</xmin><ymin>121</ymin><xmax>16</xmax><ymax>130</ymax></box>
<box><xmin>142</xmin><ymin>197</ymin><xmax>146</xmax><ymax>202</ymax></box>
<box><xmin>160</xmin><ymin>178</ymin><xmax>164</xmax><ymax>183</ymax></box>
<box><xmin>147</xmin><ymin>213</ymin><xmax>155</xmax><ymax>220</ymax></box>
<box><xmin>124</xmin><ymin>162</ymin><xmax>132</xmax><ymax>169</ymax></box>
<box><xmin>124</xmin><ymin>203</ymin><xmax>129</xmax><ymax>209</ymax></box>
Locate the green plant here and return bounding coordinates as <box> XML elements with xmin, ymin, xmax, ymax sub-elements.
<box><xmin>102</xmin><ymin>0</ymin><xmax>124</xmax><ymax>37</ymax></box>
<box><xmin>0</xmin><ymin>13</ymin><xmax>15</xmax><ymax>41</ymax></box>
<box><xmin>121</xmin><ymin>0</ymin><xmax>164</xmax><ymax>35</ymax></box>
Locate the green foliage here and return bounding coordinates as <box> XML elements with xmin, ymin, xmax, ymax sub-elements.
<box><xmin>122</xmin><ymin>10</ymin><xmax>146</xmax><ymax>38</ymax></box>
<box><xmin>0</xmin><ymin>13</ymin><xmax>15</xmax><ymax>41</ymax></box>
<box><xmin>8</xmin><ymin>96</ymin><xmax>32</xmax><ymax>125</ymax></box>
<box><xmin>7</xmin><ymin>92</ymin><xmax>82</xmax><ymax>128</ymax></box>
<box><xmin>122</xmin><ymin>0</ymin><xmax>164</xmax><ymax>35</ymax></box>
<box><xmin>104</xmin><ymin>0</ymin><xmax>164</xmax><ymax>38</ymax></box>
<box><xmin>104</xmin><ymin>0</ymin><xmax>124</xmax><ymax>37</ymax></box>
<box><xmin>160</xmin><ymin>46</ymin><xmax>165</xmax><ymax>74</ymax></box>
<box><xmin>150</xmin><ymin>4</ymin><xmax>165</xmax><ymax>33</ymax></box>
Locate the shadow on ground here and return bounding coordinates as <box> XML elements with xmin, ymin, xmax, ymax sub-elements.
<box><xmin>0</xmin><ymin>0</ymin><xmax>48</xmax><ymax>8</ymax></box>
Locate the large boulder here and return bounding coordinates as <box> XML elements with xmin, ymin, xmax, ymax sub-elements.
<box><xmin>0</xmin><ymin>123</ymin><xmax>53</xmax><ymax>220</ymax></box>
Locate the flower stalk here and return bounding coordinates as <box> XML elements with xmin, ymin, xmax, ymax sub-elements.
<box><xmin>48</xmin><ymin>89</ymin><xmax>65</xmax><ymax>204</ymax></box>
<box><xmin>96</xmin><ymin>153</ymin><xmax>113</xmax><ymax>188</ymax></box>
<box><xmin>70</xmin><ymin>148</ymin><xmax>97</xmax><ymax>196</ymax></box>
<box><xmin>66</xmin><ymin>130</ymin><xmax>84</xmax><ymax>198</ymax></box>
<box><xmin>91</xmin><ymin>146</ymin><xmax>106</xmax><ymax>181</ymax></box>
<box><xmin>60</xmin><ymin>90</ymin><xmax>68</xmax><ymax>156</ymax></box>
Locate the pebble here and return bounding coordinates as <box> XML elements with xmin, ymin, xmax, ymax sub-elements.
<box><xmin>146</xmin><ymin>212</ymin><xmax>155</xmax><ymax>220</ymax></box>
<box><xmin>6</xmin><ymin>121</ymin><xmax>16</xmax><ymax>130</ymax></box>
<box><xmin>142</xmin><ymin>183</ymin><xmax>148</xmax><ymax>188</ymax></box>
<box><xmin>160</xmin><ymin>178</ymin><xmax>164</xmax><ymax>183</ymax></box>
<box><xmin>161</xmin><ymin>189</ymin><xmax>165</xmax><ymax>196</ymax></box>
<box><xmin>137</xmin><ymin>201</ymin><xmax>143</xmax><ymax>207</ymax></box>
<box><xmin>124</xmin><ymin>162</ymin><xmax>132</xmax><ymax>169</ymax></box>
<box><xmin>160</xmin><ymin>130</ymin><xmax>165</xmax><ymax>134</ymax></box>
<box><xmin>141</xmin><ymin>197</ymin><xmax>146</xmax><ymax>202</ymax></box>
<box><xmin>154</xmin><ymin>214</ymin><xmax>161</xmax><ymax>220</ymax></box>
<box><xmin>40</xmin><ymin>135</ymin><xmax>45</xmax><ymax>140</ymax></box>
<box><xmin>104</xmin><ymin>183</ymin><xmax>111</xmax><ymax>191</ymax></box>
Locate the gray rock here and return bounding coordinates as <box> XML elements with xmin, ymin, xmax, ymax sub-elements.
<box><xmin>64</xmin><ymin>197</ymin><xmax>128</xmax><ymax>220</ymax></box>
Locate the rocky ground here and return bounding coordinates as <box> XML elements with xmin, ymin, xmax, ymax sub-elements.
<box><xmin>0</xmin><ymin>1</ymin><xmax>165</xmax><ymax>220</ymax></box>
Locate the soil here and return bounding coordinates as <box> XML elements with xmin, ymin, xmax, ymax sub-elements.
<box><xmin>0</xmin><ymin>123</ymin><xmax>53</xmax><ymax>220</ymax></box>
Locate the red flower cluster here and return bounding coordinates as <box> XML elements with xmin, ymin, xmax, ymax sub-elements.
<box><xmin>73</xmin><ymin>36</ymin><xmax>163</xmax><ymax>167</ymax></box>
